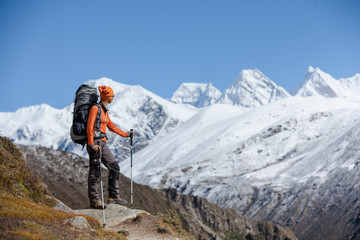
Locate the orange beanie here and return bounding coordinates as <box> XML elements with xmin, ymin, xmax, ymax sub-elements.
<box><xmin>98</xmin><ymin>86</ymin><xmax>114</xmax><ymax>101</ymax></box>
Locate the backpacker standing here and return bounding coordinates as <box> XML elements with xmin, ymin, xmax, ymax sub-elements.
<box><xmin>87</xmin><ymin>85</ymin><xmax>133</xmax><ymax>209</ymax></box>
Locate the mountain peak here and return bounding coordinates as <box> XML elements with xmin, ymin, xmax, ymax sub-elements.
<box><xmin>292</xmin><ymin>67</ymin><xmax>338</xmax><ymax>97</ymax></box>
<box><xmin>85</xmin><ymin>77</ymin><xmax>130</xmax><ymax>93</ymax></box>
<box><xmin>241</xmin><ymin>68</ymin><xmax>263</xmax><ymax>75</ymax></box>
<box><xmin>217</xmin><ymin>69</ymin><xmax>290</xmax><ymax>108</ymax></box>
<box><xmin>307</xmin><ymin>66</ymin><xmax>319</xmax><ymax>73</ymax></box>
<box><xmin>171</xmin><ymin>82</ymin><xmax>221</xmax><ymax>108</ymax></box>
<box><xmin>307</xmin><ymin>66</ymin><xmax>330</xmax><ymax>77</ymax></box>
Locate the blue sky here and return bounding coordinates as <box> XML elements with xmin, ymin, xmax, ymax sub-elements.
<box><xmin>0</xmin><ymin>0</ymin><xmax>359</xmax><ymax>112</ymax></box>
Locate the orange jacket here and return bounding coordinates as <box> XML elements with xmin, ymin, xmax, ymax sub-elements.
<box><xmin>87</xmin><ymin>104</ymin><xmax>128</xmax><ymax>146</ymax></box>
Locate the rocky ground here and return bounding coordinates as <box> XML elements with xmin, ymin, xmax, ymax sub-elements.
<box><xmin>74</xmin><ymin>204</ymin><xmax>186</xmax><ymax>240</ymax></box>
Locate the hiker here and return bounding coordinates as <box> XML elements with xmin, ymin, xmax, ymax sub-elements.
<box><xmin>87</xmin><ymin>85</ymin><xmax>133</xmax><ymax>209</ymax></box>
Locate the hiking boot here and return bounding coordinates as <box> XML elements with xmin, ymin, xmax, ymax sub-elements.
<box><xmin>108</xmin><ymin>197</ymin><xmax>127</xmax><ymax>205</ymax></box>
<box><xmin>90</xmin><ymin>201</ymin><xmax>107</xmax><ymax>209</ymax></box>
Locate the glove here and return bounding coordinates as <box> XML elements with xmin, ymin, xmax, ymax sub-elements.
<box><xmin>128</xmin><ymin>129</ymin><xmax>134</xmax><ymax>138</ymax></box>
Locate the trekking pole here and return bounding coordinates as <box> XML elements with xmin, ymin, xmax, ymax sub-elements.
<box><xmin>97</xmin><ymin>150</ymin><xmax>106</xmax><ymax>228</ymax></box>
<box><xmin>130</xmin><ymin>129</ymin><xmax>134</xmax><ymax>209</ymax></box>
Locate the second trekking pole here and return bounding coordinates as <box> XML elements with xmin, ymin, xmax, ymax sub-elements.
<box><xmin>96</xmin><ymin>149</ymin><xmax>106</xmax><ymax>228</ymax></box>
<box><xmin>130</xmin><ymin>129</ymin><xmax>134</xmax><ymax>209</ymax></box>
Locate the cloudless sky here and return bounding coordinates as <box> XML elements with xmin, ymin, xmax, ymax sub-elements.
<box><xmin>0</xmin><ymin>0</ymin><xmax>359</xmax><ymax>112</ymax></box>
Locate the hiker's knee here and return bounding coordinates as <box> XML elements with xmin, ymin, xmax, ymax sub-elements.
<box><xmin>108</xmin><ymin>161</ymin><xmax>120</xmax><ymax>172</ymax></box>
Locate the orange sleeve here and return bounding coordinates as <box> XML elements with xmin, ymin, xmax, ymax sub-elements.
<box><xmin>87</xmin><ymin>105</ymin><xmax>99</xmax><ymax>146</ymax></box>
<box><xmin>107</xmin><ymin>117</ymin><xmax>129</xmax><ymax>138</ymax></box>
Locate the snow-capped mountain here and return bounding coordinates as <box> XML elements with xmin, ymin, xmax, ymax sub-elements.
<box><xmin>0</xmin><ymin>103</ymin><xmax>73</xmax><ymax>149</ymax></box>
<box><xmin>2</xmin><ymin>67</ymin><xmax>360</xmax><ymax>239</ymax></box>
<box><xmin>123</xmin><ymin>96</ymin><xmax>360</xmax><ymax>198</ymax></box>
<box><xmin>217</xmin><ymin>69</ymin><xmax>291</xmax><ymax>108</ymax></box>
<box><xmin>170</xmin><ymin>82</ymin><xmax>222</xmax><ymax>107</ymax></box>
<box><xmin>291</xmin><ymin>66</ymin><xmax>360</xmax><ymax>98</ymax></box>
<box><xmin>337</xmin><ymin>73</ymin><xmax>360</xmax><ymax>97</ymax></box>
<box><xmin>121</xmin><ymin>96</ymin><xmax>360</xmax><ymax>239</ymax></box>
<box><xmin>0</xmin><ymin>78</ymin><xmax>199</xmax><ymax>160</ymax></box>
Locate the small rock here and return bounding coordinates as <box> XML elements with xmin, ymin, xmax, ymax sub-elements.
<box><xmin>118</xmin><ymin>230</ymin><xmax>130</xmax><ymax>237</ymax></box>
<box><xmin>65</xmin><ymin>216</ymin><xmax>90</xmax><ymax>230</ymax></box>
<box><xmin>52</xmin><ymin>198</ymin><xmax>75</xmax><ymax>213</ymax></box>
<box><xmin>157</xmin><ymin>227</ymin><xmax>171</xmax><ymax>235</ymax></box>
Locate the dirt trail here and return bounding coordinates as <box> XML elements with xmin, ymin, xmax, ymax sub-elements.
<box><xmin>75</xmin><ymin>204</ymin><xmax>181</xmax><ymax>240</ymax></box>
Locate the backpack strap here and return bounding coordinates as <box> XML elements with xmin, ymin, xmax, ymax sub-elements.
<box><xmin>93</xmin><ymin>104</ymin><xmax>108</xmax><ymax>140</ymax></box>
<box><xmin>94</xmin><ymin>104</ymin><xmax>101</xmax><ymax>132</ymax></box>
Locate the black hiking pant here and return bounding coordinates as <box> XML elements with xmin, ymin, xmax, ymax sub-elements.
<box><xmin>87</xmin><ymin>140</ymin><xmax>120</xmax><ymax>204</ymax></box>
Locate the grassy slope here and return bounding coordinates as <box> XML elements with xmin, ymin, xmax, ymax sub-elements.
<box><xmin>0</xmin><ymin>136</ymin><xmax>125</xmax><ymax>240</ymax></box>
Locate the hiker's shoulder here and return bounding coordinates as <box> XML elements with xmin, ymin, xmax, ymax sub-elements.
<box><xmin>90</xmin><ymin>104</ymin><xmax>100</xmax><ymax>110</ymax></box>
<box><xmin>88</xmin><ymin>104</ymin><xmax>100</xmax><ymax>115</ymax></box>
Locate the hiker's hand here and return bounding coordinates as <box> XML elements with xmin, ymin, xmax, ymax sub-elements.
<box><xmin>129</xmin><ymin>130</ymin><xmax>134</xmax><ymax>138</ymax></box>
<box><xmin>92</xmin><ymin>145</ymin><xmax>100</xmax><ymax>151</ymax></box>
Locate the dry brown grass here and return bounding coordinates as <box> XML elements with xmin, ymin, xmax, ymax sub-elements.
<box><xmin>0</xmin><ymin>136</ymin><xmax>126</xmax><ymax>240</ymax></box>
<box><xmin>156</xmin><ymin>210</ymin><xmax>195</xmax><ymax>240</ymax></box>
<box><xmin>0</xmin><ymin>136</ymin><xmax>55</xmax><ymax>207</ymax></box>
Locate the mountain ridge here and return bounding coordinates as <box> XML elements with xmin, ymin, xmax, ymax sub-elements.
<box><xmin>171</xmin><ymin>82</ymin><xmax>222</xmax><ymax>108</ymax></box>
<box><xmin>291</xmin><ymin>66</ymin><xmax>360</xmax><ymax>98</ymax></box>
<box><xmin>217</xmin><ymin>69</ymin><xmax>291</xmax><ymax>108</ymax></box>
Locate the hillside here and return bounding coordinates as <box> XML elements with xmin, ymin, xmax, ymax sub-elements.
<box><xmin>124</xmin><ymin>96</ymin><xmax>360</xmax><ymax>240</ymax></box>
<box><xmin>0</xmin><ymin>136</ymin><xmax>128</xmax><ymax>240</ymax></box>
<box><xmin>19</xmin><ymin>143</ymin><xmax>297</xmax><ymax>240</ymax></box>
<box><xmin>0</xmin><ymin>136</ymin><xmax>197</xmax><ymax>240</ymax></box>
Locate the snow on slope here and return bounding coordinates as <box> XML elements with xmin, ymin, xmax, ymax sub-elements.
<box><xmin>217</xmin><ymin>69</ymin><xmax>290</xmax><ymax>107</ymax></box>
<box><xmin>337</xmin><ymin>73</ymin><xmax>360</xmax><ymax>98</ymax></box>
<box><xmin>0</xmin><ymin>78</ymin><xmax>199</xmax><ymax>159</ymax></box>
<box><xmin>170</xmin><ymin>82</ymin><xmax>222</xmax><ymax>107</ymax></box>
<box><xmin>86</xmin><ymin>78</ymin><xmax>196</xmax><ymax>126</ymax></box>
<box><xmin>292</xmin><ymin>66</ymin><xmax>360</xmax><ymax>98</ymax></box>
<box><xmin>0</xmin><ymin>104</ymin><xmax>72</xmax><ymax>148</ymax></box>
<box><xmin>121</xmin><ymin>96</ymin><xmax>360</xmax><ymax>216</ymax></box>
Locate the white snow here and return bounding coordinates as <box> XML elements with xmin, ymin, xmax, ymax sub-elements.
<box><xmin>217</xmin><ymin>69</ymin><xmax>290</xmax><ymax>107</ymax></box>
<box><xmin>121</xmin><ymin>96</ymin><xmax>360</xmax><ymax>213</ymax></box>
<box><xmin>292</xmin><ymin>66</ymin><xmax>360</xmax><ymax>98</ymax></box>
<box><xmin>0</xmin><ymin>78</ymin><xmax>198</xmax><ymax>158</ymax></box>
<box><xmin>171</xmin><ymin>82</ymin><xmax>222</xmax><ymax>107</ymax></box>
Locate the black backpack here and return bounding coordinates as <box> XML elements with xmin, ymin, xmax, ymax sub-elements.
<box><xmin>70</xmin><ymin>84</ymin><xmax>101</xmax><ymax>146</ymax></box>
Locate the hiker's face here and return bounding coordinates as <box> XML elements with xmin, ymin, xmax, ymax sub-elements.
<box><xmin>107</xmin><ymin>97</ymin><xmax>113</xmax><ymax>104</ymax></box>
